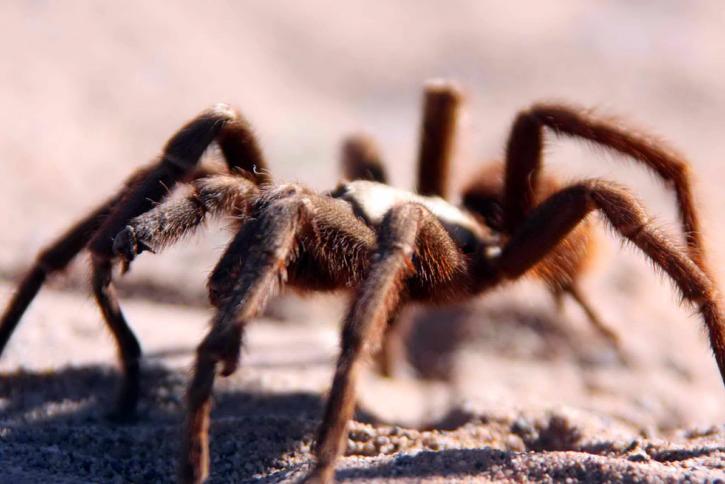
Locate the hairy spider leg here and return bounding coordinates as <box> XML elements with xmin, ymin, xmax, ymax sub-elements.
<box><xmin>309</xmin><ymin>202</ymin><xmax>465</xmax><ymax>483</ymax></box>
<box><xmin>500</xmin><ymin>103</ymin><xmax>717</xmax><ymax>349</ymax></box>
<box><xmin>495</xmin><ymin>179</ymin><xmax>725</xmax><ymax>385</ymax></box>
<box><xmin>0</xmin><ymin>194</ymin><xmax>120</xmax><ymax>355</ymax></box>
<box><xmin>181</xmin><ymin>187</ymin><xmax>376</xmax><ymax>483</ymax></box>
<box><xmin>416</xmin><ymin>80</ymin><xmax>462</xmax><ymax>199</ymax></box>
<box><xmin>94</xmin><ymin>106</ymin><xmax>272</xmax><ymax>419</ymax></box>
<box><xmin>503</xmin><ymin>103</ymin><xmax>711</xmax><ymax>278</ymax></box>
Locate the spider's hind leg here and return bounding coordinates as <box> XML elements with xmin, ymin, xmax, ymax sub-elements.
<box><xmin>0</xmin><ymin>195</ymin><xmax>120</xmax><ymax>357</ymax></box>
<box><xmin>502</xmin><ymin>103</ymin><xmax>713</xmax><ymax>281</ymax></box>
<box><xmin>563</xmin><ymin>283</ymin><xmax>620</xmax><ymax>348</ymax></box>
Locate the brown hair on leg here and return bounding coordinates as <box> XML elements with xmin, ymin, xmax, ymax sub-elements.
<box><xmin>374</xmin><ymin>306</ymin><xmax>409</xmax><ymax>378</ymax></box>
<box><xmin>88</xmin><ymin>105</ymin><xmax>242</xmax><ymax>259</ymax></box>
<box><xmin>91</xmin><ymin>256</ymin><xmax>142</xmax><ymax>420</ymax></box>
<box><xmin>416</xmin><ymin>80</ymin><xmax>462</xmax><ymax>199</ymax></box>
<box><xmin>495</xmin><ymin>180</ymin><xmax>725</xmax><ymax>385</ymax></box>
<box><xmin>181</xmin><ymin>190</ymin><xmax>312</xmax><ymax>483</ymax></box>
<box><xmin>179</xmin><ymin>350</ymin><xmax>216</xmax><ymax>484</ymax></box>
<box><xmin>502</xmin><ymin>103</ymin><xmax>712</xmax><ymax>283</ymax></box>
<box><xmin>310</xmin><ymin>203</ymin><xmax>432</xmax><ymax>483</ymax></box>
<box><xmin>216</xmin><ymin>110</ymin><xmax>271</xmax><ymax>185</ymax></box>
<box><xmin>113</xmin><ymin>175</ymin><xmax>258</xmax><ymax>267</ymax></box>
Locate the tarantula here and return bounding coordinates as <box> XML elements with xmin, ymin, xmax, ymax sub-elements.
<box><xmin>1</xmin><ymin>83</ymin><xmax>723</xmax><ymax>484</ymax></box>
<box><xmin>111</xmin><ymin>87</ymin><xmax>720</xmax><ymax>482</ymax></box>
<box><xmin>0</xmin><ymin>82</ymin><xmax>607</xmax><ymax>419</ymax></box>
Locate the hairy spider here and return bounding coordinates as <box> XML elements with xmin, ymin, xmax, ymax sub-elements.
<box><xmin>105</xmin><ymin>86</ymin><xmax>722</xmax><ymax>483</ymax></box>
<box><xmin>1</xmin><ymin>82</ymin><xmax>722</xmax><ymax>483</ymax></box>
<box><xmin>0</xmin><ymin>104</ymin><xmax>271</xmax><ymax>419</ymax></box>
<box><xmin>0</xmin><ymin>81</ymin><xmax>607</xmax><ymax>422</ymax></box>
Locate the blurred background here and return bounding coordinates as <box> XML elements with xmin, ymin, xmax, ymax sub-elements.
<box><xmin>2</xmin><ymin>0</ymin><xmax>725</xmax><ymax>430</ymax></box>
<box><xmin>2</xmin><ymin>1</ymin><xmax>725</xmax><ymax>276</ymax></box>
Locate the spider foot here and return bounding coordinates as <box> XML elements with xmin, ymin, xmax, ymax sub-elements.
<box><xmin>199</xmin><ymin>325</ymin><xmax>243</xmax><ymax>377</ymax></box>
<box><xmin>112</xmin><ymin>226</ymin><xmax>153</xmax><ymax>271</ymax></box>
<box><xmin>103</xmin><ymin>364</ymin><xmax>141</xmax><ymax>422</ymax></box>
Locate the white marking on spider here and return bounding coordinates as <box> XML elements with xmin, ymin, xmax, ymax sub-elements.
<box><xmin>338</xmin><ymin>180</ymin><xmax>494</xmax><ymax>248</ymax></box>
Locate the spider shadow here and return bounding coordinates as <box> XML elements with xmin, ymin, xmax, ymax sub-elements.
<box><xmin>405</xmin><ymin>297</ymin><xmax>623</xmax><ymax>381</ymax></box>
<box><xmin>0</xmin><ymin>363</ymin><xmax>375</xmax><ymax>483</ymax></box>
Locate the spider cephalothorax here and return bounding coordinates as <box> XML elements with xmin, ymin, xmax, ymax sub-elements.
<box><xmin>2</xmin><ymin>82</ymin><xmax>723</xmax><ymax>484</ymax></box>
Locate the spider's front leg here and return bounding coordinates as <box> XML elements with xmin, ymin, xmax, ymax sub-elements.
<box><xmin>0</xmin><ymin>193</ymin><xmax>121</xmax><ymax>355</ymax></box>
<box><xmin>493</xmin><ymin>179</ymin><xmax>725</xmax><ymax>385</ymax></box>
<box><xmin>0</xmin><ymin>106</ymin><xmax>240</xmax><ymax>361</ymax></box>
<box><xmin>308</xmin><ymin>202</ymin><xmax>462</xmax><ymax>483</ymax></box>
<box><xmin>113</xmin><ymin>174</ymin><xmax>259</xmax><ymax>269</ymax></box>
<box><xmin>1</xmin><ymin>104</ymin><xmax>268</xmax><ymax>420</ymax></box>
<box><xmin>91</xmin><ymin>106</ymin><xmax>261</xmax><ymax>421</ymax></box>
<box><xmin>180</xmin><ymin>197</ymin><xmax>299</xmax><ymax>483</ymax></box>
<box><xmin>340</xmin><ymin>81</ymin><xmax>462</xmax><ymax>378</ymax></box>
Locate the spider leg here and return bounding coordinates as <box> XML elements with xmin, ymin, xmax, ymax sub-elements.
<box><xmin>551</xmin><ymin>285</ymin><xmax>566</xmax><ymax>313</ymax></box>
<box><xmin>341</xmin><ymin>134</ymin><xmax>388</xmax><ymax>183</ymax></box>
<box><xmin>0</xmin><ymin>161</ymin><xmax>209</xmax><ymax>358</ymax></box>
<box><xmin>181</xmin><ymin>188</ymin><xmax>375</xmax><ymax>483</ymax></box>
<box><xmin>90</xmin><ymin>256</ymin><xmax>142</xmax><ymax>420</ymax></box>
<box><xmin>493</xmin><ymin>179</ymin><xmax>725</xmax><ymax>384</ymax></box>
<box><xmin>374</xmin><ymin>306</ymin><xmax>408</xmax><ymax>378</ymax></box>
<box><xmin>1</xmin><ymin>105</ymin><xmax>266</xmax><ymax>420</ymax></box>
<box><xmin>371</xmin><ymin>81</ymin><xmax>462</xmax><ymax>379</ymax></box>
<box><xmin>0</xmin><ymin>194</ymin><xmax>120</xmax><ymax>356</ymax></box>
<box><xmin>88</xmin><ymin>106</ymin><xmax>260</xmax><ymax>419</ymax></box>
<box><xmin>113</xmin><ymin>174</ymin><xmax>259</xmax><ymax>267</ymax></box>
<box><xmin>563</xmin><ymin>283</ymin><xmax>621</xmax><ymax>348</ymax></box>
<box><xmin>180</xmin><ymin>200</ymin><xmax>299</xmax><ymax>483</ymax></box>
<box><xmin>88</xmin><ymin>105</ymin><xmax>242</xmax><ymax>258</ymax></box>
<box><xmin>549</xmin><ymin>282</ymin><xmax>626</xmax><ymax>362</ymax></box>
<box><xmin>215</xmin><ymin>113</ymin><xmax>271</xmax><ymax>185</ymax></box>
<box><xmin>416</xmin><ymin>80</ymin><xmax>462</xmax><ymax>199</ymax></box>
<box><xmin>502</xmin><ymin>103</ymin><xmax>711</xmax><ymax>279</ymax></box>
<box><xmin>309</xmin><ymin>203</ymin><xmax>440</xmax><ymax>484</ymax></box>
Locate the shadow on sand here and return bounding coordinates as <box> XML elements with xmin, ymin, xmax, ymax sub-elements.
<box><xmin>0</xmin><ymin>364</ymin><xmax>345</xmax><ymax>483</ymax></box>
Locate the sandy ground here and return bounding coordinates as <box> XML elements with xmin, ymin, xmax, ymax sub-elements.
<box><xmin>2</xmin><ymin>1</ymin><xmax>725</xmax><ymax>482</ymax></box>
<box><xmin>2</xmin><ymin>273</ymin><xmax>725</xmax><ymax>482</ymax></box>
